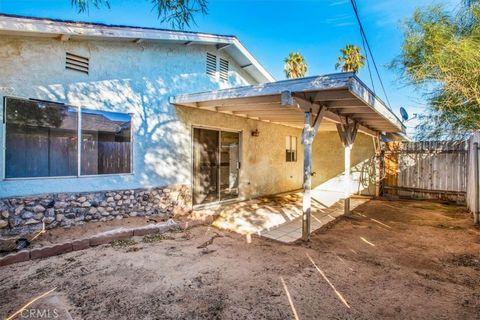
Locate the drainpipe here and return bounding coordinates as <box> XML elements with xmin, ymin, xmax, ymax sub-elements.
<box><xmin>474</xmin><ymin>142</ymin><xmax>479</xmax><ymax>225</ymax></box>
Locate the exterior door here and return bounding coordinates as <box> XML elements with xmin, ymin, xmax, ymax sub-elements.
<box><xmin>193</xmin><ymin>128</ymin><xmax>240</xmax><ymax>206</ymax></box>
<box><xmin>219</xmin><ymin>131</ymin><xmax>240</xmax><ymax>201</ymax></box>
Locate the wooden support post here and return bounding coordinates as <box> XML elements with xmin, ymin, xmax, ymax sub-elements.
<box><xmin>372</xmin><ymin>135</ymin><xmax>382</xmax><ymax>197</ymax></box>
<box><xmin>301</xmin><ymin>105</ymin><xmax>326</xmax><ymax>241</ymax></box>
<box><xmin>344</xmin><ymin>144</ymin><xmax>351</xmax><ymax>214</ymax></box>
<box><xmin>302</xmin><ymin>111</ymin><xmax>312</xmax><ymax>241</ymax></box>
<box><xmin>336</xmin><ymin>119</ymin><xmax>359</xmax><ymax>215</ymax></box>
<box><xmin>282</xmin><ymin>91</ymin><xmax>327</xmax><ymax>241</ymax></box>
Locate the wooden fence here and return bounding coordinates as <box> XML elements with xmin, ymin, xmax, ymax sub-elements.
<box><xmin>382</xmin><ymin>141</ymin><xmax>468</xmax><ymax>202</ymax></box>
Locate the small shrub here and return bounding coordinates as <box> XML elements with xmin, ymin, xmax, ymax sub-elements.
<box><xmin>142</xmin><ymin>233</ymin><xmax>174</xmax><ymax>243</ymax></box>
<box><xmin>111</xmin><ymin>239</ymin><xmax>137</xmax><ymax>248</ymax></box>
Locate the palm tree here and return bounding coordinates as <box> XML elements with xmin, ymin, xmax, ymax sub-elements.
<box><xmin>335</xmin><ymin>44</ymin><xmax>365</xmax><ymax>73</ymax></box>
<box><xmin>284</xmin><ymin>52</ymin><xmax>308</xmax><ymax>79</ymax></box>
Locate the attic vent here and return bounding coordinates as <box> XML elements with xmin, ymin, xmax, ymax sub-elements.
<box><xmin>219</xmin><ymin>58</ymin><xmax>229</xmax><ymax>81</ymax></box>
<box><xmin>206</xmin><ymin>53</ymin><xmax>217</xmax><ymax>77</ymax></box>
<box><xmin>66</xmin><ymin>52</ymin><xmax>89</xmax><ymax>74</ymax></box>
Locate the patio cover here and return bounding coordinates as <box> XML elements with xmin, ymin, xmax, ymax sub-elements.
<box><xmin>171</xmin><ymin>72</ymin><xmax>405</xmax><ymax>135</ymax></box>
<box><xmin>171</xmin><ymin>72</ymin><xmax>406</xmax><ymax>241</ymax></box>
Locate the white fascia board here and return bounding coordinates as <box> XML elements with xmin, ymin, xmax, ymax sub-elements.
<box><xmin>348</xmin><ymin>76</ymin><xmax>405</xmax><ymax>132</ymax></box>
<box><xmin>0</xmin><ymin>15</ymin><xmax>232</xmax><ymax>43</ymax></box>
<box><xmin>230</xmin><ymin>38</ymin><xmax>275</xmax><ymax>83</ymax></box>
<box><xmin>171</xmin><ymin>73</ymin><xmax>352</xmax><ymax>105</ymax></box>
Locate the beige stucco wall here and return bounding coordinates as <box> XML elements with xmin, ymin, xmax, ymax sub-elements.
<box><xmin>176</xmin><ymin>106</ymin><xmax>304</xmax><ymax>199</ymax></box>
<box><xmin>312</xmin><ymin>131</ymin><xmax>377</xmax><ymax>196</ymax></box>
<box><xmin>177</xmin><ymin>106</ymin><xmax>377</xmax><ymax>200</ymax></box>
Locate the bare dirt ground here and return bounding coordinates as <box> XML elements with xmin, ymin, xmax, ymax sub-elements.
<box><xmin>1</xmin><ymin>199</ymin><xmax>479</xmax><ymax>320</ymax></box>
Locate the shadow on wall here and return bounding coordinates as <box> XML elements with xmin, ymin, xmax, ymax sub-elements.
<box><xmin>310</xmin><ymin>131</ymin><xmax>377</xmax><ymax>206</ymax></box>
<box><xmin>7</xmin><ymin>71</ymin><xmax>249</xmax><ymax>193</ymax></box>
<box><xmin>311</xmin><ymin>157</ymin><xmax>377</xmax><ymax>207</ymax></box>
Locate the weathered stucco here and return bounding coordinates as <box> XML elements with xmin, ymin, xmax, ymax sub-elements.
<box><xmin>0</xmin><ymin>36</ymin><xmax>376</xmax><ymax>202</ymax></box>
<box><xmin>0</xmin><ymin>37</ymin><xmax>255</xmax><ymax>198</ymax></box>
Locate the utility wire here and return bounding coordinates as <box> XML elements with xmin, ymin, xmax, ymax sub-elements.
<box><xmin>350</xmin><ymin>0</ymin><xmax>392</xmax><ymax>109</ymax></box>
<box><xmin>360</xmin><ymin>30</ymin><xmax>375</xmax><ymax>93</ymax></box>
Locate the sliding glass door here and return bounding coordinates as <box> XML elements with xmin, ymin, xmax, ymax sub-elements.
<box><xmin>193</xmin><ymin>128</ymin><xmax>240</xmax><ymax>206</ymax></box>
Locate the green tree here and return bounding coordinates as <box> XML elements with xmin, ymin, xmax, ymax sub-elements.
<box><xmin>335</xmin><ymin>44</ymin><xmax>365</xmax><ymax>74</ymax></box>
<box><xmin>392</xmin><ymin>1</ymin><xmax>480</xmax><ymax>139</ymax></box>
<box><xmin>284</xmin><ymin>52</ymin><xmax>308</xmax><ymax>79</ymax></box>
<box><xmin>71</xmin><ymin>0</ymin><xmax>208</xmax><ymax>29</ymax></box>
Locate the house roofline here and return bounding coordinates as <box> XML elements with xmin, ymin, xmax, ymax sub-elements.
<box><xmin>0</xmin><ymin>14</ymin><xmax>275</xmax><ymax>83</ymax></box>
<box><xmin>0</xmin><ymin>13</ymin><xmax>238</xmax><ymax>38</ymax></box>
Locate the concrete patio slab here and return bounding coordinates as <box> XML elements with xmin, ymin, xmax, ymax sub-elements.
<box><xmin>210</xmin><ymin>191</ymin><xmax>370</xmax><ymax>243</ymax></box>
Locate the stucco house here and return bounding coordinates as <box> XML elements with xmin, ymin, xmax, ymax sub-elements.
<box><xmin>0</xmin><ymin>14</ymin><xmax>405</xmax><ymax>238</ymax></box>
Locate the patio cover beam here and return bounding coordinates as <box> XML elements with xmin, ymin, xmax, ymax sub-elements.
<box><xmin>171</xmin><ymin>73</ymin><xmax>405</xmax><ymax>135</ymax></box>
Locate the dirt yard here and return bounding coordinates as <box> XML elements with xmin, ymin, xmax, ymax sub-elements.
<box><xmin>1</xmin><ymin>199</ymin><xmax>479</xmax><ymax>319</ymax></box>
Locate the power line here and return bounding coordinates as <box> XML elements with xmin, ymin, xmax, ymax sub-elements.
<box><xmin>350</xmin><ymin>0</ymin><xmax>392</xmax><ymax>109</ymax></box>
<box><xmin>360</xmin><ymin>30</ymin><xmax>375</xmax><ymax>93</ymax></box>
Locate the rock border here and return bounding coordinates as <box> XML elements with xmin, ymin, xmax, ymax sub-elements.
<box><xmin>0</xmin><ymin>216</ymin><xmax>215</xmax><ymax>268</ymax></box>
<box><xmin>0</xmin><ymin>220</ymin><xmax>176</xmax><ymax>267</ymax></box>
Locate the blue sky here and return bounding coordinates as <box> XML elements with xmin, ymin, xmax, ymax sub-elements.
<box><xmin>0</xmin><ymin>0</ymin><xmax>457</xmax><ymax>135</ymax></box>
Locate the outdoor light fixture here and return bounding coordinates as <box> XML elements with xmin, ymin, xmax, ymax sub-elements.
<box><xmin>251</xmin><ymin>129</ymin><xmax>259</xmax><ymax>137</ymax></box>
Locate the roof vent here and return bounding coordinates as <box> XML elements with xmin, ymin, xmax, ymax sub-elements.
<box><xmin>206</xmin><ymin>53</ymin><xmax>217</xmax><ymax>78</ymax></box>
<box><xmin>219</xmin><ymin>58</ymin><xmax>229</xmax><ymax>81</ymax></box>
<box><xmin>66</xmin><ymin>52</ymin><xmax>89</xmax><ymax>74</ymax></box>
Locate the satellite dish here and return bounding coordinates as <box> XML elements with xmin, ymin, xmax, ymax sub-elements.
<box><xmin>400</xmin><ymin>107</ymin><xmax>409</xmax><ymax>121</ymax></box>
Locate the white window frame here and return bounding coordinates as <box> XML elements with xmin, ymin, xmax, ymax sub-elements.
<box><xmin>286</xmin><ymin>135</ymin><xmax>297</xmax><ymax>162</ymax></box>
<box><xmin>2</xmin><ymin>96</ymin><xmax>134</xmax><ymax>180</ymax></box>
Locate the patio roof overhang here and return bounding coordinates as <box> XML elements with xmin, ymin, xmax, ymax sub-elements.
<box><xmin>172</xmin><ymin>72</ymin><xmax>406</xmax><ymax>241</ymax></box>
<box><xmin>171</xmin><ymin>72</ymin><xmax>406</xmax><ymax>136</ymax></box>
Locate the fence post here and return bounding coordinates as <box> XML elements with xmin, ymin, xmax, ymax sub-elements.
<box><xmin>474</xmin><ymin>142</ymin><xmax>479</xmax><ymax>225</ymax></box>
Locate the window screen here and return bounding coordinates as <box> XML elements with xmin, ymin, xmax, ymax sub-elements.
<box><xmin>81</xmin><ymin>109</ymin><xmax>132</xmax><ymax>175</ymax></box>
<box><xmin>5</xmin><ymin>98</ymin><xmax>78</xmax><ymax>178</ymax></box>
<box><xmin>286</xmin><ymin>136</ymin><xmax>297</xmax><ymax>162</ymax></box>
<box><xmin>4</xmin><ymin>97</ymin><xmax>132</xmax><ymax>179</ymax></box>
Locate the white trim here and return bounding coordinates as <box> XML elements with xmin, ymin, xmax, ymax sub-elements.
<box><xmin>171</xmin><ymin>73</ymin><xmax>406</xmax><ymax>133</ymax></box>
<box><xmin>0</xmin><ymin>14</ymin><xmax>275</xmax><ymax>84</ymax></box>
<box><xmin>348</xmin><ymin>77</ymin><xmax>404</xmax><ymax>133</ymax></box>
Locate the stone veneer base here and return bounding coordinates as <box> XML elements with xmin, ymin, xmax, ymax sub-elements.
<box><xmin>0</xmin><ymin>185</ymin><xmax>192</xmax><ymax>237</ymax></box>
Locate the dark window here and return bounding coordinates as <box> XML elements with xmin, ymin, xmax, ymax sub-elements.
<box><xmin>286</xmin><ymin>136</ymin><xmax>297</xmax><ymax>162</ymax></box>
<box><xmin>5</xmin><ymin>98</ymin><xmax>78</xmax><ymax>178</ymax></box>
<box><xmin>81</xmin><ymin>109</ymin><xmax>132</xmax><ymax>175</ymax></box>
<box><xmin>4</xmin><ymin>97</ymin><xmax>132</xmax><ymax>179</ymax></box>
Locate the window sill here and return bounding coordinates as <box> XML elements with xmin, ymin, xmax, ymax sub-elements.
<box><xmin>3</xmin><ymin>173</ymin><xmax>134</xmax><ymax>181</ymax></box>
